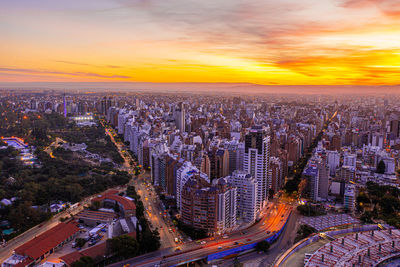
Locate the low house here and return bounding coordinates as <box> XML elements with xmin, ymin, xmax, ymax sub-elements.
<box><xmin>2</xmin><ymin>222</ymin><xmax>80</xmax><ymax>266</ymax></box>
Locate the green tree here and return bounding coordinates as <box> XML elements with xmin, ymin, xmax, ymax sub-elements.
<box><xmin>233</xmin><ymin>257</ymin><xmax>243</xmax><ymax>267</ymax></box>
<box><xmin>136</xmin><ymin>201</ymin><xmax>144</xmax><ymax>218</ymax></box>
<box><xmin>71</xmin><ymin>256</ymin><xmax>94</xmax><ymax>267</ymax></box>
<box><xmin>360</xmin><ymin>211</ymin><xmax>374</xmax><ymax>223</ymax></box>
<box><xmin>294</xmin><ymin>224</ymin><xmax>316</xmax><ymax>243</ymax></box>
<box><xmin>377</xmin><ymin>160</ymin><xmax>386</xmax><ymax>174</ymax></box>
<box><xmin>75</xmin><ymin>238</ymin><xmax>87</xmax><ymax>248</ymax></box>
<box><xmin>108</xmin><ymin>234</ymin><xmax>139</xmax><ymax>258</ymax></box>
<box><xmin>255</xmin><ymin>240</ymin><xmax>270</xmax><ymax>252</ymax></box>
<box><xmin>139</xmin><ymin>228</ymin><xmax>161</xmax><ymax>253</ymax></box>
<box><xmin>90</xmin><ymin>200</ymin><xmax>101</xmax><ymax>211</ymax></box>
<box><xmin>114</xmin><ymin>202</ymin><xmax>120</xmax><ymax>213</ymax></box>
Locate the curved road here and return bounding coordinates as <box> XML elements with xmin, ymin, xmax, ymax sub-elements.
<box><xmin>109</xmin><ymin>203</ymin><xmax>292</xmax><ymax>267</ymax></box>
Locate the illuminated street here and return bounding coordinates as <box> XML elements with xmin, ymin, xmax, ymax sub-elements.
<box><xmin>103</xmin><ymin>122</ymin><xmax>179</xmax><ymax>249</ymax></box>
<box><xmin>109</xmin><ymin>202</ymin><xmax>293</xmax><ymax>267</ymax></box>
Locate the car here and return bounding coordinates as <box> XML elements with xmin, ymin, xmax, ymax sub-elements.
<box><xmin>223</xmin><ymin>235</ymin><xmax>229</xmax><ymax>239</ymax></box>
<box><xmin>234</xmin><ymin>242</ymin><xmax>239</xmax><ymax>245</ymax></box>
<box><xmin>218</xmin><ymin>246</ymin><xmax>222</xmax><ymax>249</ymax></box>
<box><xmin>200</xmin><ymin>241</ymin><xmax>206</xmax><ymax>245</ymax></box>
<box><xmin>175</xmin><ymin>247</ymin><xmax>181</xmax><ymax>251</ymax></box>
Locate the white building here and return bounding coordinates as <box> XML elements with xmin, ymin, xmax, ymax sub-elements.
<box><xmin>243</xmin><ymin>126</ymin><xmax>270</xmax><ymax>211</ymax></box>
<box><xmin>327</xmin><ymin>150</ymin><xmax>340</xmax><ymax>176</ymax></box>
<box><xmin>176</xmin><ymin>161</ymin><xmax>209</xmax><ymax>210</ymax></box>
<box><xmin>343</xmin><ymin>153</ymin><xmax>357</xmax><ymax>168</ymax></box>
<box><xmin>343</xmin><ymin>184</ymin><xmax>356</xmax><ymax>212</ymax></box>
<box><xmin>228</xmin><ymin>170</ymin><xmax>258</xmax><ymax>223</ymax></box>
<box><xmin>174</xmin><ymin>102</ymin><xmax>186</xmax><ymax>133</ymax></box>
<box><xmin>214</xmin><ymin>178</ymin><xmax>237</xmax><ymax>232</ymax></box>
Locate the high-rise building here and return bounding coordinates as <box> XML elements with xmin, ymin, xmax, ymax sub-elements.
<box><xmin>343</xmin><ymin>184</ymin><xmax>356</xmax><ymax>213</ymax></box>
<box><xmin>327</xmin><ymin>150</ymin><xmax>340</xmax><ymax>176</ymax></box>
<box><xmin>174</xmin><ymin>102</ymin><xmax>186</xmax><ymax>133</ymax></box>
<box><xmin>225</xmin><ymin>140</ymin><xmax>244</xmax><ymax>174</ymax></box>
<box><xmin>176</xmin><ymin>161</ymin><xmax>209</xmax><ymax>210</ymax></box>
<box><xmin>180</xmin><ymin>176</ymin><xmax>236</xmax><ymax>234</ymax></box>
<box><xmin>229</xmin><ymin>170</ymin><xmax>258</xmax><ymax>223</ymax></box>
<box><xmin>243</xmin><ymin>126</ymin><xmax>270</xmax><ymax>211</ymax></box>
<box><xmin>304</xmin><ymin>156</ymin><xmax>330</xmax><ymax>201</ymax></box>
<box><xmin>270</xmin><ymin>156</ymin><xmax>283</xmax><ymax>193</ymax></box>
<box><xmin>343</xmin><ymin>153</ymin><xmax>357</xmax><ymax>168</ymax></box>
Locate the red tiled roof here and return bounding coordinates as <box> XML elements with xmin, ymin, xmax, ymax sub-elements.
<box><xmin>60</xmin><ymin>242</ymin><xmax>107</xmax><ymax>266</ymax></box>
<box><xmin>92</xmin><ymin>191</ymin><xmax>136</xmax><ymax>212</ymax></box>
<box><xmin>15</xmin><ymin>222</ymin><xmax>80</xmax><ymax>260</ymax></box>
<box><xmin>76</xmin><ymin>210</ymin><xmax>116</xmax><ymax>220</ymax></box>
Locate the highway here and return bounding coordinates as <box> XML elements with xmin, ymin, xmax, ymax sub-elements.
<box><xmin>109</xmin><ymin>202</ymin><xmax>292</xmax><ymax>267</ymax></box>
<box><xmin>103</xmin><ymin>121</ymin><xmax>294</xmax><ymax>267</ymax></box>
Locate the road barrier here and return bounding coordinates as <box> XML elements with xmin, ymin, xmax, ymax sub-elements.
<box><xmin>206</xmin><ymin>212</ymin><xmax>291</xmax><ymax>262</ymax></box>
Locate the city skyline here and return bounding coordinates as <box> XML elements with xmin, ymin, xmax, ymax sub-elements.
<box><xmin>1</xmin><ymin>0</ymin><xmax>400</xmax><ymax>85</ymax></box>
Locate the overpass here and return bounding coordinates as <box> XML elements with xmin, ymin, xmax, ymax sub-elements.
<box><xmin>109</xmin><ymin>202</ymin><xmax>293</xmax><ymax>267</ymax></box>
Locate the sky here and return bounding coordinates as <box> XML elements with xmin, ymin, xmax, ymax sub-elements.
<box><xmin>0</xmin><ymin>0</ymin><xmax>399</xmax><ymax>85</ymax></box>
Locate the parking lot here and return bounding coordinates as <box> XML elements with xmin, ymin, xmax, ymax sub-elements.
<box><xmin>46</xmin><ymin>222</ymin><xmax>108</xmax><ymax>262</ymax></box>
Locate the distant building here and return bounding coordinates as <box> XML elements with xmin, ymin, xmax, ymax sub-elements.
<box><xmin>174</xmin><ymin>102</ymin><xmax>186</xmax><ymax>133</ymax></box>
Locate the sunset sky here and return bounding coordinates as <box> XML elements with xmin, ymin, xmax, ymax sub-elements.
<box><xmin>0</xmin><ymin>0</ymin><xmax>399</xmax><ymax>85</ymax></box>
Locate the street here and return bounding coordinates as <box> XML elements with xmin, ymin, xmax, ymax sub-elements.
<box><xmin>104</xmin><ymin>124</ymin><xmax>180</xmax><ymax>249</ymax></box>
<box><xmin>109</xmin><ymin>202</ymin><xmax>293</xmax><ymax>267</ymax></box>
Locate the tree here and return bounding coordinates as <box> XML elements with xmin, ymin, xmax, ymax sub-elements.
<box><xmin>75</xmin><ymin>238</ymin><xmax>87</xmax><ymax>248</ymax></box>
<box><xmin>233</xmin><ymin>257</ymin><xmax>243</xmax><ymax>267</ymax></box>
<box><xmin>139</xmin><ymin>228</ymin><xmax>161</xmax><ymax>253</ymax></box>
<box><xmin>268</xmin><ymin>189</ymin><xmax>274</xmax><ymax>199</ymax></box>
<box><xmin>90</xmin><ymin>201</ymin><xmax>101</xmax><ymax>211</ymax></box>
<box><xmin>255</xmin><ymin>240</ymin><xmax>270</xmax><ymax>252</ymax></box>
<box><xmin>360</xmin><ymin>211</ymin><xmax>373</xmax><ymax>223</ymax></box>
<box><xmin>294</xmin><ymin>224</ymin><xmax>316</xmax><ymax>243</ymax></box>
<box><xmin>136</xmin><ymin>201</ymin><xmax>145</xmax><ymax>218</ymax></box>
<box><xmin>377</xmin><ymin>160</ymin><xmax>386</xmax><ymax>174</ymax></box>
<box><xmin>71</xmin><ymin>256</ymin><xmax>94</xmax><ymax>267</ymax></box>
<box><xmin>114</xmin><ymin>202</ymin><xmax>120</xmax><ymax>213</ymax></box>
<box><xmin>108</xmin><ymin>234</ymin><xmax>139</xmax><ymax>258</ymax></box>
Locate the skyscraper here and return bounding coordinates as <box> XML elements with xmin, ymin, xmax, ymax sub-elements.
<box><xmin>229</xmin><ymin>170</ymin><xmax>258</xmax><ymax>223</ymax></box>
<box><xmin>63</xmin><ymin>93</ymin><xmax>67</xmax><ymax>118</ymax></box>
<box><xmin>243</xmin><ymin>126</ymin><xmax>270</xmax><ymax>211</ymax></box>
<box><xmin>174</xmin><ymin>102</ymin><xmax>186</xmax><ymax>133</ymax></box>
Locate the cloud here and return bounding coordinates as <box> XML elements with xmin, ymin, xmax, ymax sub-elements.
<box><xmin>0</xmin><ymin>67</ymin><xmax>131</xmax><ymax>79</ymax></box>
<box><xmin>340</xmin><ymin>0</ymin><xmax>400</xmax><ymax>17</ymax></box>
<box><xmin>55</xmin><ymin>60</ymin><xmax>123</xmax><ymax>69</ymax></box>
